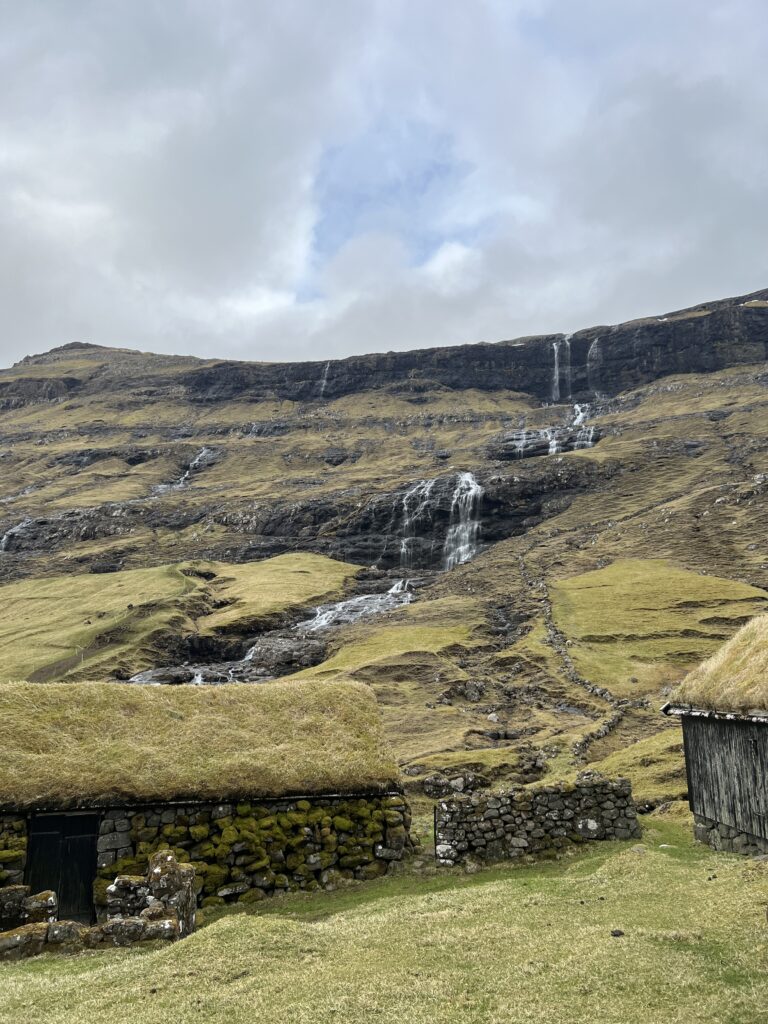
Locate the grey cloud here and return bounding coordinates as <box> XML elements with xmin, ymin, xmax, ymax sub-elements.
<box><xmin>0</xmin><ymin>0</ymin><xmax>766</xmax><ymax>367</ymax></box>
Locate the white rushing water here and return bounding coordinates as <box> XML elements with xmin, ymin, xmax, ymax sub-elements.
<box><xmin>318</xmin><ymin>361</ymin><xmax>331</xmax><ymax>397</ymax></box>
<box><xmin>562</xmin><ymin>334</ymin><xmax>572</xmax><ymax>400</ymax></box>
<box><xmin>178</xmin><ymin>447</ymin><xmax>214</xmax><ymax>487</ymax></box>
<box><xmin>292</xmin><ymin>579</ymin><xmax>414</xmax><ymax>634</ymax></box>
<box><xmin>0</xmin><ymin>517</ymin><xmax>32</xmax><ymax>553</ymax></box>
<box><xmin>544</xmin><ymin>427</ymin><xmax>561</xmax><ymax>456</ymax></box>
<box><xmin>399</xmin><ymin>479</ymin><xmax>436</xmax><ymax>568</ymax></box>
<box><xmin>443</xmin><ymin>472</ymin><xmax>484</xmax><ymax>570</ymax></box>
<box><xmin>586</xmin><ymin>337</ymin><xmax>602</xmax><ymax>396</ymax></box>
<box><xmin>154</xmin><ymin>447</ymin><xmax>215</xmax><ymax>494</ymax></box>
<box><xmin>551</xmin><ymin>340</ymin><xmax>561</xmax><ymax>402</ymax></box>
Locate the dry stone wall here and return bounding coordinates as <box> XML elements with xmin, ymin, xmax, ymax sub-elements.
<box><xmin>95</xmin><ymin>792</ymin><xmax>411</xmax><ymax>913</ymax></box>
<box><xmin>694</xmin><ymin>813</ymin><xmax>768</xmax><ymax>856</ymax></box>
<box><xmin>435</xmin><ymin>776</ymin><xmax>640</xmax><ymax>866</ymax></box>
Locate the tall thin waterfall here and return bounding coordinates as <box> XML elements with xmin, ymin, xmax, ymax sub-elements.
<box><xmin>443</xmin><ymin>472</ymin><xmax>484</xmax><ymax>570</ymax></box>
<box><xmin>318</xmin><ymin>361</ymin><xmax>331</xmax><ymax>397</ymax></box>
<box><xmin>551</xmin><ymin>340</ymin><xmax>561</xmax><ymax>402</ymax></box>
<box><xmin>399</xmin><ymin>479</ymin><xmax>436</xmax><ymax>568</ymax></box>
<box><xmin>178</xmin><ymin>448</ymin><xmax>213</xmax><ymax>487</ymax></box>
<box><xmin>587</xmin><ymin>337</ymin><xmax>602</xmax><ymax>396</ymax></box>
<box><xmin>562</xmin><ymin>334</ymin><xmax>572</xmax><ymax>399</ymax></box>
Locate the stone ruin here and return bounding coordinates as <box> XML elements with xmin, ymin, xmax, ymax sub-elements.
<box><xmin>0</xmin><ymin>850</ymin><xmax>195</xmax><ymax>961</ymax></box>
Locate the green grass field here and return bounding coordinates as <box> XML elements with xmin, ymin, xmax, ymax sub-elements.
<box><xmin>1</xmin><ymin>814</ymin><xmax>766</xmax><ymax>1024</ymax></box>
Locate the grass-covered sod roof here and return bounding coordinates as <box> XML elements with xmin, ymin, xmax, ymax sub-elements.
<box><xmin>673</xmin><ymin>613</ymin><xmax>768</xmax><ymax>714</ymax></box>
<box><xmin>0</xmin><ymin>680</ymin><xmax>400</xmax><ymax>809</ymax></box>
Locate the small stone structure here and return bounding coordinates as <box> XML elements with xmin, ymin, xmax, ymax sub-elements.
<box><xmin>0</xmin><ymin>850</ymin><xmax>195</xmax><ymax>961</ymax></box>
<box><xmin>435</xmin><ymin>775</ymin><xmax>641</xmax><ymax>866</ymax></box>
<box><xmin>1</xmin><ymin>794</ymin><xmax>412</xmax><ymax>922</ymax></box>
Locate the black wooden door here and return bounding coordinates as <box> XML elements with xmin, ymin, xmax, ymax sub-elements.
<box><xmin>26</xmin><ymin>814</ymin><xmax>100</xmax><ymax>922</ymax></box>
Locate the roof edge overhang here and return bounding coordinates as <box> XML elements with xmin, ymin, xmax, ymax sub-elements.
<box><xmin>0</xmin><ymin>786</ymin><xmax>406</xmax><ymax>817</ymax></box>
<box><xmin>662</xmin><ymin>702</ymin><xmax>768</xmax><ymax>724</ymax></box>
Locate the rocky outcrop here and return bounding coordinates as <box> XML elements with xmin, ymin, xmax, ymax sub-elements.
<box><xmin>0</xmin><ymin>851</ymin><xmax>196</xmax><ymax>961</ymax></box>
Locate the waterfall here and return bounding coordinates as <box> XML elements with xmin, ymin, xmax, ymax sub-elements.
<box><xmin>515</xmin><ymin>430</ymin><xmax>531</xmax><ymax>458</ymax></box>
<box><xmin>544</xmin><ymin>428</ymin><xmax>562</xmax><ymax>456</ymax></box>
<box><xmin>443</xmin><ymin>472</ymin><xmax>484</xmax><ymax>570</ymax></box>
<box><xmin>318</xmin><ymin>361</ymin><xmax>331</xmax><ymax>397</ymax></box>
<box><xmin>0</xmin><ymin>518</ymin><xmax>32</xmax><ymax>553</ymax></box>
<box><xmin>294</xmin><ymin>579</ymin><xmax>414</xmax><ymax>634</ymax></box>
<box><xmin>574</xmin><ymin>425</ymin><xmax>597</xmax><ymax>449</ymax></box>
<box><xmin>573</xmin><ymin>403</ymin><xmax>588</xmax><ymax>426</ymax></box>
<box><xmin>587</xmin><ymin>337</ymin><xmax>602</xmax><ymax>396</ymax></box>
<box><xmin>562</xmin><ymin>334</ymin><xmax>572</xmax><ymax>400</ymax></box>
<box><xmin>178</xmin><ymin>447</ymin><xmax>213</xmax><ymax>487</ymax></box>
<box><xmin>551</xmin><ymin>340</ymin><xmax>561</xmax><ymax>402</ymax></box>
<box><xmin>399</xmin><ymin>479</ymin><xmax>436</xmax><ymax>568</ymax></box>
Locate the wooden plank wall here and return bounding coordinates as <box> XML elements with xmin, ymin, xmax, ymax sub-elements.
<box><xmin>683</xmin><ymin>716</ymin><xmax>768</xmax><ymax>840</ymax></box>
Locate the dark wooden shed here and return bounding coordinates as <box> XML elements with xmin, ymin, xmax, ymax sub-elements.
<box><xmin>662</xmin><ymin>704</ymin><xmax>768</xmax><ymax>855</ymax></box>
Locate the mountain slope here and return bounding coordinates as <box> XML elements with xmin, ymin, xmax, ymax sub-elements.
<box><xmin>1</xmin><ymin>287</ymin><xmax>767</xmax><ymax>804</ymax></box>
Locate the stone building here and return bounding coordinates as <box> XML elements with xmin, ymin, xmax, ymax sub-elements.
<box><xmin>0</xmin><ymin>679</ymin><xmax>411</xmax><ymax>922</ymax></box>
<box><xmin>663</xmin><ymin>614</ymin><xmax>768</xmax><ymax>855</ymax></box>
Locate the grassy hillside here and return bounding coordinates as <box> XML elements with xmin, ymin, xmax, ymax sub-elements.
<box><xmin>1</xmin><ymin>815</ymin><xmax>767</xmax><ymax>1023</ymax></box>
<box><xmin>0</xmin><ymin>553</ymin><xmax>359</xmax><ymax>682</ymax></box>
<box><xmin>1</xmin><ymin>339</ymin><xmax>767</xmax><ymax>804</ymax></box>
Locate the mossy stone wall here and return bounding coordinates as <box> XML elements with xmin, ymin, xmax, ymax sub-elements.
<box><xmin>95</xmin><ymin>793</ymin><xmax>411</xmax><ymax>914</ymax></box>
<box><xmin>0</xmin><ymin>815</ymin><xmax>27</xmax><ymax>887</ymax></box>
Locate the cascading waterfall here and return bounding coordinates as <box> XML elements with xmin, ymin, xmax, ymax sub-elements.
<box><xmin>318</xmin><ymin>361</ymin><xmax>331</xmax><ymax>397</ymax></box>
<box><xmin>552</xmin><ymin>334</ymin><xmax>573</xmax><ymax>403</ymax></box>
<box><xmin>572</xmin><ymin>403</ymin><xmax>596</xmax><ymax>448</ymax></box>
<box><xmin>544</xmin><ymin>428</ymin><xmax>561</xmax><ymax>456</ymax></box>
<box><xmin>562</xmin><ymin>334</ymin><xmax>572</xmax><ymax>400</ymax></box>
<box><xmin>178</xmin><ymin>447</ymin><xmax>213</xmax><ymax>487</ymax></box>
<box><xmin>586</xmin><ymin>337</ymin><xmax>602</xmax><ymax>396</ymax></box>
<box><xmin>0</xmin><ymin>518</ymin><xmax>32</xmax><ymax>553</ymax></box>
<box><xmin>155</xmin><ymin>448</ymin><xmax>215</xmax><ymax>494</ymax></box>
<box><xmin>551</xmin><ymin>340</ymin><xmax>561</xmax><ymax>402</ymax></box>
<box><xmin>294</xmin><ymin>579</ymin><xmax>414</xmax><ymax>634</ymax></box>
<box><xmin>443</xmin><ymin>472</ymin><xmax>484</xmax><ymax>570</ymax></box>
<box><xmin>399</xmin><ymin>479</ymin><xmax>436</xmax><ymax>568</ymax></box>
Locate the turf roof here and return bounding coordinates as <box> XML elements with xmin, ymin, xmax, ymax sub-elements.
<box><xmin>0</xmin><ymin>680</ymin><xmax>400</xmax><ymax>809</ymax></box>
<box><xmin>673</xmin><ymin>614</ymin><xmax>768</xmax><ymax>715</ymax></box>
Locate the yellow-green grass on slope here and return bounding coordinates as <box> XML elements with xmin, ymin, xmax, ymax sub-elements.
<box><xmin>0</xmin><ymin>553</ymin><xmax>360</xmax><ymax>682</ymax></box>
<box><xmin>551</xmin><ymin>558</ymin><xmax>767</xmax><ymax>697</ymax></box>
<box><xmin>2</xmin><ymin>819</ymin><xmax>767</xmax><ymax>1024</ymax></box>
<box><xmin>584</xmin><ymin>727</ymin><xmax>688</xmax><ymax>806</ymax></box>
<box><xmin>0</xmin><ymin>563</ymin><xmax>199</xmax><ymax>683</ymax></box>
<box><xmin>0</xmin><ymin>680</ymin><xmax>398</xmax><ymax>809</ymax></box>
<box><xmin>195</xmin><ymin>552</ymin><xmax>360</xmax><ymax>633</ymax></box>
<box><xmin>293</xmin><ymin>597</ymin><xmax>487</xmax><ymax>680</ymax></box>
<box><xmin>290</xmin><ymin>597</ymin><xmax>488</xmax><ymax>764</ymax></box>
<box><xmin>674</xmin><ymin>613</ymin><xmax>768</xmax><ymax>713</ymax></box>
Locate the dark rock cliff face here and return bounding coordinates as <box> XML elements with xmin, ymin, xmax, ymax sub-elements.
<box><xmin>177</xmin><ymin>292</ymin><xmax>768</xmax><ymax>405</ymax></box>
<box><xmin>4</xmin><ymin>288</ymin><xmax>767</xmax><ymax>410</ymax></box>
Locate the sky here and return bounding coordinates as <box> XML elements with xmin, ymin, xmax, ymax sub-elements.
<box><xmin>1</xmin><ymin>0</ymin><xmax>767</xmax><ymax>367</ymax></box>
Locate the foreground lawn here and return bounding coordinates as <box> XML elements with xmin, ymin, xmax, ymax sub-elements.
<box><xmin>1</xmin><ymin>817</ymin><xmax>767</xmax><ymax>1024</ymax></box>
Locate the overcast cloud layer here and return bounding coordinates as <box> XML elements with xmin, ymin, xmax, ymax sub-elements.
<box><xmin>1</xmin><ymin>0</ymin><xmax>767</xmax><ymax>367</ymax></box>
